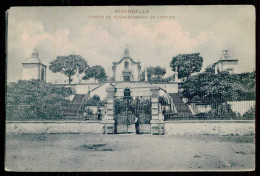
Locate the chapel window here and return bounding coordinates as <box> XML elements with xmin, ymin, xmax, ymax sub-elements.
<box><xmin>124</xmin><ymin>76</ymin><xmax>130</xmax><ymax>82</ymax></box>
<box><xmin>124</xmin><ymin>61</ymin><xmax>129</xmax><ymax>69</ymax></box>
<box><xmin>124</xmin><ymin>88</ymin><xmax>131</xmax><ymax>98</ymax></box>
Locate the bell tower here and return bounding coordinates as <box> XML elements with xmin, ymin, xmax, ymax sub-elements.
<box><xmin>124</xmin><ymin>46</ymin><xmax>129</xmax><ymax>57</ymax></box>
<box><xmin>22</xmin><ymin>49</ymin><xmax>47</xmax><ymax>82</ymax></box>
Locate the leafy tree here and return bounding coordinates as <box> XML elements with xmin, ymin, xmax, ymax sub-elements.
<box><xmin>85</xmin><ymin>94</ymin><xmax>103</xmax><ymax>106</ymax></box>
<box><xmin>146</xmin><ymin>66</ymin><xmax>166</xmax><ymax>82</ymax></box>
<box><xmin>205</xmin><ymin>64</ymin><xmax>216</xmax><ymax>73</ymax></box>
<box><xmin>6</xmin><ymin>79</ymin><xmax>72</xmax><ymax>120</ymax></box>
<box><xmin>140</xmin><ymin>70</ymin><xmax>145</xmax><ymax>81</ymax></box>
<box><xmin>83</xmin><ymin>65</ymin><xmax>107</xmax><ymax>83</ymax></box>
<box><xmin>181</xmin><ymin>71</ymin><xmax>256</xmax><ymax>102</ymax></box>
<box><xmin>170</xmin><ymin>53</ymin><xmax>203</xmax><ymax>79</ymax></box>
<box><xmin>49</xmin><ymin>55</ymin><xmax>89</xmax><ymax>84</ymax></box>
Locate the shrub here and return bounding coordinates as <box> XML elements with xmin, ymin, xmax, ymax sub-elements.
<box><xmin>115</xmin><ymin>111</ymin><xmax>136</xmax><ymax>125</ymax></box>
<box><xmin>86</xmin><ymin>108</ymin><xmax>93</xmax><ymax>115</ymax></box>
<box><xmin>159</xmin><ymin>96</ymin><xmax>167</xmax><ymax>105</ymax></box>
<box><xmin>139</xmin><ymin>114</ymin><xmax>151</xmax><ymax>124</ymax></box>
<box><xmin>115</xmin><ymin>97</ymin><xmax>151</xmax><ymax>115</ymax></box>
<box><xmin>6</xmin><ymin>79</ymin><xmax>71</xmax><ymax>120</ymax></box>
<box><xmin>195</xmin><ymin>103</ymin><xmax>237</xmax><ymax>120</ymax></box>
<box><xmin>242</xmin><ymin>106</ymin><xmax>255</xmax><ymax>120</ymax></box>
<box><xmin>85</xmin><ymin>94</ymin><xmax>105</xmax><ymax>106</ymax></box>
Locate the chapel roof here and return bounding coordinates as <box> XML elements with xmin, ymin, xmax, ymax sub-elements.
<box><xmin>215</xmin><ymin>50</ymin><xmax>238</xmax><ymax>65</ymax></box>
<box><xmin>22</xmin><ymin>49</ymin><xmax>46</xmax><ymax>66</ymax></box>
<box><xmin>219</xmin><ymin>50</ymin><xmax>238</xmax><ymax>61</ymax></box>
<box><xmin>113</xmin><ymin>47</ymin><xmax>141</xmax><ymax>65</ymax></box>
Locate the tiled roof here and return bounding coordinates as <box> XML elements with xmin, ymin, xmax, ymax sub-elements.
<box><xmin>22</xmin><ymin>49</ymin><xmax>46</xmax><ymax>66</ymax></box>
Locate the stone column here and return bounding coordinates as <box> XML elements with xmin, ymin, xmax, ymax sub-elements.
<box><xmin>112</xmin><ymin>65</ymin><xmax>116</xmax><ymax>81</ymax></box>
<box><xmin>145</xmin><ymin>68</ymin><xmax>148</xmax><ymax>81</ymax></box>
<box><xmin>102</xmin><ymin>84</ymin><xmax>116</xmax><ymax>134</ymax></box>
<box><xmin>137</xmin><ymin>65</ymin><xmax>141</xmax><ymax>81</ymax></box>
<box><xmin>174</xmin><ymin>66</ymin><xmax>178</xmax><ymax>81</ymax></box>
<box><xmin>150</xmin><ymin>86</ymin><xmax>164</xmax><ymax>135</ymax></box>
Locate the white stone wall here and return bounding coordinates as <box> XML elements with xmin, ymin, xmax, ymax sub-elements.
<box><xmin>74</xmin><ymin>84</ymin><xmax>91</xmax><ymax>94</ymax></box>
<box><xmin>164</xmin><ymin>120</ymin><xmax>255</xmax><ymax>136</ymax></box>
<box><xmin>114</xmin><ymin>87</ymin><xmax>152</xmax><ymax>97</ymax></box>
<box><xmin>6</xmin><ymin>121</ymin><xmax>255</xmax><ymax>136</ymax></box>
<box><xmin>189</xmin><ymin>101</ymin><xmax>255</xmax><ymax>116</ymax></box>
<box><xmin>156</xmin><ymin>83</ymin><xmax>179</xmax><ymax>93</ymax></box>
<box><xmin>22</xmin><ymin>64</ymin><xmax>39</xmax><ymax>80</ymax></box>
<box><xmin>64</xmin><ymin>82</ymin><xmax>179</xmax><ymax>98</ymax></box>
<box><xmin>215</xmin><ymin>60</ymin><xmax>239</xmax><ymax>74</ymax></box>
<box><xmin>89</xmin><ymin>83</ymin><xmax>111</xmax><ymax>100</ymax></box>
<box><xmin>6</xmin><ymin>121</ymin><xmax>102</xmax><ymax>134</ymax></box>
<box><xmin>227</xmin><ymin>101</ymin><xmax>255</xmax><ymax>115</ymax></box>
<box><xmin>222</xmin><ymin>61</ymin><xmax>239</xmax><ymax>73</ymax></box>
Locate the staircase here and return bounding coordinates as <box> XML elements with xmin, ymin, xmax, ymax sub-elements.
<box><xmin>64</xmin><ymin>94</ymin><xmax>86</xmax><ymax>117</ymax></box>
<box><xmin>168</xmin><ymin>93</ymin><xmax>192</xmax><ymax>118</ymax></box>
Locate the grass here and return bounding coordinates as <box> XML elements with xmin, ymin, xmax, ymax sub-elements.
<box><xmin>77</xmin><ymin>143</ymin><xmax>114</xmax><ymax>151</ymax></box>
<box><xmin>194</xmin><ymin>154</ymin><xmax>201</xmax><ymax>158</ymax></box>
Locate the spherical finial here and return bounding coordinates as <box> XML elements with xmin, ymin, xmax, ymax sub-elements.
<box><xmin>31</xmin><ymin>48</ymin><xmax>38</xmax><ymax>58</ymax></box>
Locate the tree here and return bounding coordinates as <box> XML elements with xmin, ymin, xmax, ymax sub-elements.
<box><xmin>181</xmin><ymin>70</ymin><xmax>256</xmax><ymax>102</ymax></box>
<box><xmin>140</xmin><ymin>70</ymin><xmax>145</xmax><ymax>81</ymax></box>
<box><xmin>83</xmin><ymin>65</ymin><xmax>107</xmax><ymax>83</ymax></box>
<box><xmin>146</xmin><ymin>66</ymin><xmax>166</xmax><ymax>82</ymax></box>
<box><xmin>205</xmin><ymin>64</ymin><xmax>216</xmax><ymax>73</ymax></box>
<box><xmin>6</xmin><ymin>79</ymin><xmax>72</xmax><ymax>120</ymax></box>
<box><xmin>49</xmin><ymin>55</ymin><xmax>89</xmax><ymax>84</ymax></box>
<box><xmin>170</xmin><ymin>53</ymin><xmax>203</xmax><ymax>79</ymax></box>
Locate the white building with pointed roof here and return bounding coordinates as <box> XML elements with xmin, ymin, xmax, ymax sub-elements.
<box><xmin>213</xmin><ymin>50</ymin><xmax>239</xmax><ymax>74</ymax></box>
<box><xmin>22</xmin><ymin>49</ymin><xmax>47</xmax><ymax>82</ymax></box>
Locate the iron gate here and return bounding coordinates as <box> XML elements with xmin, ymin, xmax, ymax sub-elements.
<box><xmin>114</xmin><ymin>95</ymin><xmax>151</xmax><ymax>134</ymax></box>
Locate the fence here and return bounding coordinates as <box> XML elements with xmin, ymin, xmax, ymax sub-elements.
<box><xmin>164</xmin><ymin>99</ymin><xmax>255</xmax><ymax>121</ymax></box>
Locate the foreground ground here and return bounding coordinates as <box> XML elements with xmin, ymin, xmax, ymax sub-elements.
<box><xmin>5</xmin><ymin>133</ymin><xmax>255</xmax><ymax>171</ymax></box>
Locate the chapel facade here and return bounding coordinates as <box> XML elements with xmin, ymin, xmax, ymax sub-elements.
<box><xmin>112</xmin><ymin>47</ymin><xmax>141</xmax><ymax>82</ymax></box>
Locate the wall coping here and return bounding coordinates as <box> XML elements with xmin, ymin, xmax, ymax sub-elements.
<box><xmin>53</xmin><ymin>81</ymin><xmax>180</xmax><ymax>86</ymax></box>
<box><xmin>6</xmin><ymin>120</ymin><xmax>255</xmax><ymax>124</ymax></box>
<box><xmin>6</xmin><ymin>121</ymin><xmax>102</xmax><ymax>124</ymax></box>
<box><xmin>164</xmin><ymin>120</ymin><xmax>255</xmax><ymax>123</ymax></box>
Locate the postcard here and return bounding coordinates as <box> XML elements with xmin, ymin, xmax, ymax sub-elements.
<box><xmin>5</xmin><ymin>6</ymin><xmax>255</xmax><ymax>171</ymax></box>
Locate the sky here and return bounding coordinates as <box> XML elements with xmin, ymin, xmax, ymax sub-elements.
<box><xmin>6</xmin><ymin>6</ymin><xmax>255</xmax><ymax>83</ymax></box>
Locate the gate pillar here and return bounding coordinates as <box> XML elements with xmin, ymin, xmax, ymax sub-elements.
<box><xmin>102</xmin><ymin>84</ymin><xmax>116</xmax><ymax>134</ymax></box>
<box><xmin>150</xmin><ymin>86</ymin><xmax>164</xmax><ymax>135</ymax></box>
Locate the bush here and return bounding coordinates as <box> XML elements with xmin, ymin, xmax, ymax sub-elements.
<box><xmin>115</xmin><ymin>97</ymin><xmax>151</xmax><ymax>115</ymax></box>
<box><xmin>195</xmin><ymin>103</ymin><xmax>237</xmax><ymax>120</ymax></box>
<box><xmin>114</xmin><ymin>97</ymin><xmax>151</xmax><ymax>124</ymax></box>
<box><xmin>159</xmin><ymin>96</ymin><xmax>167</xmax><ymax>105</ymax></box>
<box><xmin>139</xmin><ymin>114</ymin><xmax>151</xmax><ymax>124</ymax></box>
<box><xmin>86</xmin><ymin>108</ymin><xmax>93</xmax><ymax>115</ymax></box>
<box><xmin>6</xmin><ymin>79</ymin><xmax>71</xmax><ymax>120</ymax></box>
<box><xmin>242</xmin><ymin>106</ymin><xmax>255</xmax><ymax>120</ymax></box>
<box><xmin>116</xmin><ymin>111</ymin><xmax>136</xmax><ymax>125</ymax></box>
<box><xmin>85</xmin><ymin>94</ymin><xmax>105</xmax><ymax>106</ymax></box>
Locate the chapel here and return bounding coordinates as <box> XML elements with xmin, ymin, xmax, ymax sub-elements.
<box><xmin>112</xmin><ymin>47</ymin><xmax>141</xmax><ymax>82</ymax></box>
<box><xmin>22</xmin><ymin>49</ymin><xmax>47</xmax><ymax>82</ymax></box>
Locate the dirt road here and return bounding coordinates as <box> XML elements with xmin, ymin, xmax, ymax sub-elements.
<box><xmin>5</xmin><ymin>133</ymin><xmax>255</xmax><ymax>171</ymax></box>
